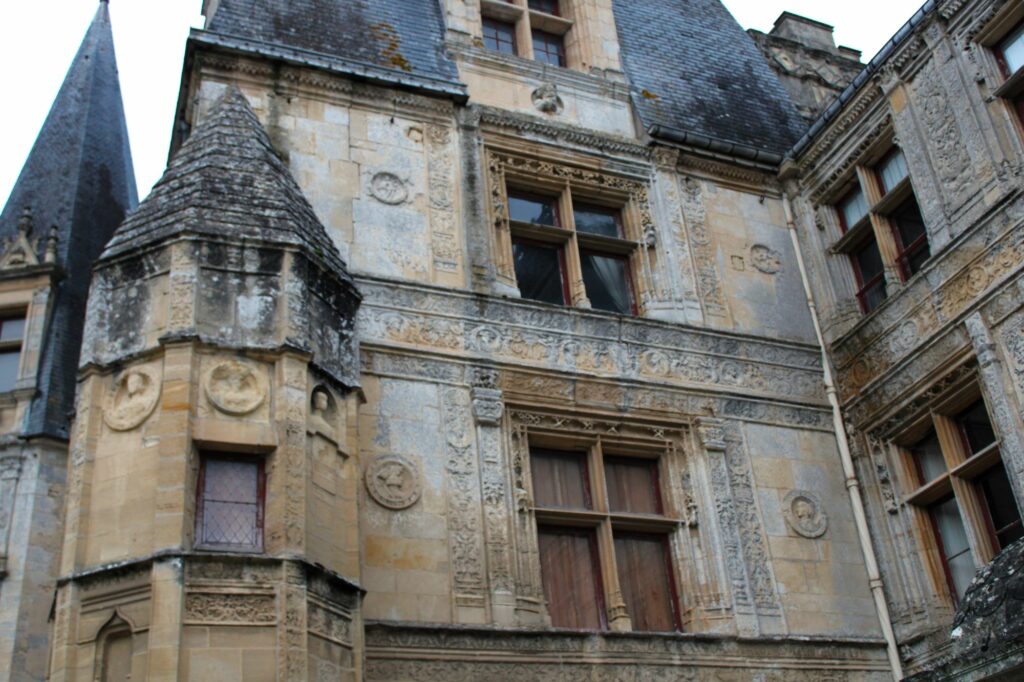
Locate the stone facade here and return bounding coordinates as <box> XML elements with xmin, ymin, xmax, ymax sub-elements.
<box><xmin>1</xmin><ymin>0</ymin><xmax>1022</xmax><ymax>680</ymax></box>
<box><xmin>785</xmin><ymin>0</ymin><xmax>1024</xmax><ymax>677</ymax></box>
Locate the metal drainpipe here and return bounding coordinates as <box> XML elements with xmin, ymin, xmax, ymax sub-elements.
<box><xmin>782</xmin><ymin>194</ymin><xmax>905</xmax><ymax>681</ymax></box>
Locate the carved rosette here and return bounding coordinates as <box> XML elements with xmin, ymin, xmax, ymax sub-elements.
<box><xmin>365</xmin><ymin>454</ymin><xmax>422</xmax><ymax>510</ymax></box>
<box><xmin>103</xmin><ymin>367</ymin><xmax>161</xmax><ymax>431</ymax></box>
<box><xmin>204</xmin><ymin>360</ymin><xmax>267</xmax><ymax>416</ymax></box>
<box><xmin>782</xmin><ymin>490</ymin><xmax>829</xmax><ymax>539</ymax></box>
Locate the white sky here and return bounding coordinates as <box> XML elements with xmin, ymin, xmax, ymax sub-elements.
<box><xmin>0</xmin><ymin>0</ymin><xmax>927</xmax><ymax>207</ymax></box>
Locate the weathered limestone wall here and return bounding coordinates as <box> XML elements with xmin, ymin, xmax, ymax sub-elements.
<box><xmin>166</xmin><ymin>59</ymin><xmax>895</xmax><ymax>676</ymax></box>
<box><xmin>789</xmin><ymin>0</ymin><xmax>1024</xmax><ymax>675</ymax></box>
<box><xmin>0</xmin><ymin>440</ymin><xmax>66</xmax><ymax>682</ymax></box>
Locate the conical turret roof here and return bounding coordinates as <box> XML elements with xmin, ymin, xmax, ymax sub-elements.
<box><xmin>103</xmin><ymin>87</ymin><xmax>349</xmax><ymax>278</ymax></box>
<box><xmin>0</xmin><ymin>1</ymin><xmax>137</xmax><ymax>438</ymax></box>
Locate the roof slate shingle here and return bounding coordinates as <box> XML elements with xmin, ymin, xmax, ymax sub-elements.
<box><xmin>205</xmin><ymin>0</ymin><xmax>463</xmax><ymax>95</ymax></box>
<box><xmin>0</xmin><ymin>2</ymin><xmax>137</xmax><ymax>439</ymax></box>
<box><xmin>103</xmin><ymin>86</ymin><xmax>351</xmax><ymax>283</ymax></box>
<box><xmin>612</xmin><ymin>0</ymin><xmax>807</xmax><ymax>156</ymax></box>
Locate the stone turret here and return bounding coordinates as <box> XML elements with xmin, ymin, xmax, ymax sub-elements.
<box><xmin>48</xmin><ymin>88</ymin><xmax>363</xmax><ymax>681</ymax></box>
<box><xmin>748</xmin><ymin>12</ymin><xmax>864</xmax><ymax>123</ymax></box>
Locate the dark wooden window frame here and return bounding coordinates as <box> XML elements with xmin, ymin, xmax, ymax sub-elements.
<box><xmin>479</xmin><ymin>0</ymin><xmax>574</xmax><ymax>67</ymax></box>
<box><xmin>832</xmin><ymin>146</ymin><xmax>932</xmax><ymax>315</ymax></box>
<box><xmin>528</xmin><ymin>437</ymin><xmax>683</xmax><ymax>633</ymax></box>
<box><xmin>897</xmin><ymin>388</ymin><xmax>1022</xmax><ymax>605</ymax></box>
<box><xmin>195</xmin><ymin>454</ymin><xmax>267</xmax><ymax>553</ymax></box>
<box><xmin>506</xmin><ymin>182</ymin><xmax>640</xmax><ymax>315</ymax></box>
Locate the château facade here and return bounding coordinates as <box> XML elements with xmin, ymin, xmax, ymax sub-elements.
<box><xmin>0</xmin><ymin>0</ymin><xmax>1021</xmax><ymax>680</ymax></box>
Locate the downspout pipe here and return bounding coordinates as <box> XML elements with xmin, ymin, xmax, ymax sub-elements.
<box><xmin>782</xmin><ymin>194</ymin><xmax>904</xmax><ymax>681</ymax></box>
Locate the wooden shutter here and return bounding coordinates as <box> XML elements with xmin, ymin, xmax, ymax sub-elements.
<box><xmin>605</xmin><ymin>457</ymin><xmax>660</xmax><ymax>514</ymax></box>
<box><xmin>614</xmin><ymin>532</ymin><xmax>679</xmax><ymax>632</ymax></box>
<box><xmin>531</xmin><ymin>449</ymin><xmax>591</xmax><ymax>509</ymax></box>
<box><xmin>538</xmin><ymin>527</ymin><xmax>605</xmax><ymax>629</ymax></box>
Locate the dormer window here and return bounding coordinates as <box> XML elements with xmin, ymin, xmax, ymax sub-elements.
<box><xmin>0</xmin><ymin>315</ymin><xmax>26</xmax><ymax>393</ymax></box>
<box><xmin>479</xmin><ymin>0</ymin><xmax>573</xmax><ymax>68</ymax></box>
<box><xmin>483</xmin><ymin>18</ymin><xmax>517</xmax><ymax>55</ymax></box>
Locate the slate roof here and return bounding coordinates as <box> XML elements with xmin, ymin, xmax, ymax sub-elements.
<box><xmin>103</xmin><ymin>86</ymin><xmax>351</xmax><ymax>282</ymax></box>
<box><xmin>201</xmin><ymin>0</ymin><xmax>464</xmax><ymax>97</ymax></box>
<box><xmin>0</xmin><ymin>1</ymin><xmax>137</xmax><ymax>439</ymax></box>
<box><xmin>612</xmin><ymin>0</ymin><xmax>808</xmax><ymax>158</ymax></box>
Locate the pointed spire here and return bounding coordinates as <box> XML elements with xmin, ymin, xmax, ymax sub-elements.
<box><xmin>0</xmin><ymin>3</ymin><xmax>137</xmax><ymax>438</ymax></box>
<box><xmin>103</xmin><ymin>87</ymin><xmax>349</xmax><ymax>278</ymax></box>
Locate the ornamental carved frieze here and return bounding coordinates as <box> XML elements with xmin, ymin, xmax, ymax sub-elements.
<box><xmin>356</xmin><ymin>283</ymin><xmax>825</xmax><ymax>404</ymax></box>
<box><xmin>104</xmin><ymin>367</ymin><xmax>161</xmax><ymax>431</ymax></box>
<box><xmin>204</xmin><ymin>359</ymin><xmax>268</xmax><ymax>416</ymax></box>
<box><xmin>183</xmin><ymin>592</ymin><xmax>276</xmax><ymax>624</ymax></box>
<box><xmin>365</xmin><ymin>454</ymin><xmax>422</xmax><ymax>510</ymax></box>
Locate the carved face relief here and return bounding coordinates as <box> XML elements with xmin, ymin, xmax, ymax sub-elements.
<box><xmin>104</xmin><ymin>368</ymin><xmax>161</xmax><ymax>431</ymax></box>
<box><xmin>750</xmin><ymin>244</ymin><xmax>782</xmax><ymax>274</ymax></box>
<box><xmin>531</xmin><ymin>83</ymin><xmax>564</xmax><ymax>114</ymax></box>
<box><xmin>204</xmin><ymin>360</ymin><xmax>267</xmax><ymax>416</ymax></box>
<box><xmin>365</xmin><ymin>454</ymin><xmax>421</xmax><ymax>510</ymax></box>
<box><xmin>369</xmin><ymin>172</ymin><xmax>409</xmax><ymax>205</ymax></box>
<box><xmin>783</xmin><ymin>490</ymin><xmax>828</xmax><ymax>538</ymax></box>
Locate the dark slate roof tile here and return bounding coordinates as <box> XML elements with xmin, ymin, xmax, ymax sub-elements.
<box><xmin>103</xmin><ymin>87</ymin><xmax>352</xmax><ymax>285</ymax></box>
<box><xmin>0</xmin><ymin>1</ymin><xmax>137</xmax><ymax>439</ymax></box>
<box><xmin>206</xmin><ymin>0</ymin><xmax>462</xmax><ymax>94</ymax></box>
<box><xmin>612</xmin><ymin>0</ymin><xmax>807</xmax><ymax>155</ymax></box>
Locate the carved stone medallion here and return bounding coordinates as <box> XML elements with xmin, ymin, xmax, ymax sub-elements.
<box><xmin>369</xmin><ymin>172</ymin><xmax>408</xmax><ymax>205</ymax></box>
<box><xmin>783</xmin><ymin>490</ymin><xmax>828</xmax><ymax>538</ymax></box>
<box><xmin>104</xmin><ymin>368</ymin><xmax>160</xmax><ymax>431</ymax></box>
<box><xmin>365</xmin><ymin>454</ymin><xmax>421</xmax><ymax>510</ymax></box>
<box><xmin>750</xmin><ymin>244</ymin><xmax>782</xmax><ymax>274</ymax></box>
<box><xmin>204</xmin><ymin>361</ymin><xmax>267</xmax><ymax>416</ymax></box>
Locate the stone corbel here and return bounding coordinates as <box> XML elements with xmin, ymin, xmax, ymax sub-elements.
<box><xmin>471</xmin><ymin>369</ymin><xmax>504</xmax><ymax>426</ymax></box>
<box><xmin>697</xmin><ymin>417</ymin><xmax>726</xmax><ymax>452</ymax></box>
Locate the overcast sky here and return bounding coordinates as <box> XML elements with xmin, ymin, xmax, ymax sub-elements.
<box><xmin>0</xmin><ymin>1</ymin><xmax>927</xmax><ymax>207</ymax></box>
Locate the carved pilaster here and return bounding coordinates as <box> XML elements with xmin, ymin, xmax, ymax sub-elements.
<box><xmin>968</xmin><ymin>313</ymin><xmax>1024</xmax><ymax>511</ymax></box>
<box><xmin>679</xmin><ymin>177</ymin><xmax>728</xmax><ymax>321</ymax></box>
<box><xmin>471</xmin><ymin>369</ymin><xmax>516</xmax><ymax>624</ymax></box>
<box><xmin>441</xmin><ymin>386</ymin><xmax>488</xmax><ymax>621</ymax></box>
<box><xmin>0</xmin><ymin>456</ymin><xmax>22</xmax><ymax>576</ymax></box>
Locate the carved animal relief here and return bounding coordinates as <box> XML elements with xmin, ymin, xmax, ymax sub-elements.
<box><xmin>365</xmin><ymin>454</ymin><xmax>421</xmax><ymax>510</ymax></box>
<box><xmin>204</xmin><ymin>360</ymin><xmax>267</xmax><ymax>416</ymax></box>
<box><xmin>369</xmin><ymin>172</ymin><xmax>409</xmax><ymax>205</ymax></box>
<box><xmin>104</xmin><ymin>368</ymin><xmax>161</xmax><ymax>431</ymax></box>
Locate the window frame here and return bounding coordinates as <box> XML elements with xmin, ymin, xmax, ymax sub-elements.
<box><xmin>505</xmin><ymin>182</ymin><xmax>641</xmax><ymax>315</ymax></box>
<box><xmin>195</xmin><ymin>453</ymin><xmax>267</xmax><ymax>553</ymax></box>
<box><xmin>896</xmin><ymin>389</ymin><xmax>1022</xmax><ymax>605</ymax></box>
<box><xmin>479</xmin><ymin>0</ymin><xmax>573</xmax><ymax>67</ymax></box>
<box><xmin>0</xmin><ymin>313</ymin><xmax>27</xmax><ymax>393</ymax></box>
<box><xmin>830</xmin><ymin>146</ymin><xmax>930</xmax><ymax>315</ymax></box>
<box><xmin>527</xmin><ymin>436</ymin><xmax>683</xmax><ymax>633</ymax></box>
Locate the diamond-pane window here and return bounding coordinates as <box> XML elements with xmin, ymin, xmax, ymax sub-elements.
<box><xmin>197</xmin><ymin>456</ymin><xmax>264</xmax><ymax>551</ymax></box>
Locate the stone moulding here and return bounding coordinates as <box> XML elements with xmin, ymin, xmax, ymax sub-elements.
<box><xmin>356</xmin><ymin>277</ymin><xmax>826</xmax><ymax>404</ymax></box>
<box><xmin>362</xmin><ymin>622</ymin><xmax>892</xmax><ymax>679</ymax></box>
